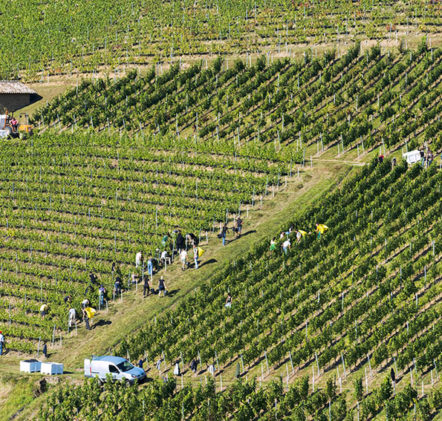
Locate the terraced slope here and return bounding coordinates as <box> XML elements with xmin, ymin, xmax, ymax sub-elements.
<box><xmin>37</xmin><ymin>158</ymin><xmax>442</xmax><ymax>421</ymax></box>
<box><xmin>0</xmin><ymin>134</ymin><xmax>292</xmax><ymax>352</ymax></box>
<box><xmin>37</xmin><ymin>45</ymin><xmax>442</xmax><ymax>154</ymax></box>
<box><xmin>118</xmin><ymin>158</ymin><xmax>441</xmax><ymax>388</ymax></box>
<box><xmin>1</xmin><ymin>0</ymin><xmax>439</xmax><ymax>80</ymax></box>
<box><xmin>38</xmin><ymin>374</ymin><xmax>442</xmax><ymax>420</ymax></box>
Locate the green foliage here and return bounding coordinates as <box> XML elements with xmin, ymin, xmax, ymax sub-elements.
<box><xmin>36</xmin><ymin>47</ymin><xmax>441</xmax><ymax>157</ymax></box>
<box><xmin>378</xmin><ymin>377</ymin><xmax>393</xmax><ymax>403</ymax></box>
<box><xmin>354</xmin><ymin>377</ymin><xmax>363</xmax><ymax>402</ymax></box>
<box><xmin>0</xmin><ymin>132</ymin><xmax>289</xmax><ymax>351</ymax></box>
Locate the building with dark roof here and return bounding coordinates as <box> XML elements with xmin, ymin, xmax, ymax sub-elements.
<box><xmin>0</xmin><ymin>81</ymin><xmax>37</xmax><ymax>112</ymax></box>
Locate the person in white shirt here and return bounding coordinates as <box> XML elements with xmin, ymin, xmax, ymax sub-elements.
<box><xmin>40</xmin><ymin>303</ymin><xmax>49</xmax><ymax>318</ymax></box>
<box><xmin>135</xmin><ymin>251</ymin><xmax>143</xmax><ymax>268</ymax></box>
<box><xmin>160</xmin><ymin>250</ymin><xmax>170</xmax><ymax>266</ymax></box>
<box><xmin>68</xmin><ymin>308</ymin><xmax>76</xmax><ymax>328</ymax></box>
<box><xmin>282</xmin><ymin>239</ymin><xmax>291</xmax><ymax>255</ymax></box>
<box><xmin>179</xmin><ymin>249</ymin><xmax>188</xmax><ymax>271</ymax></box>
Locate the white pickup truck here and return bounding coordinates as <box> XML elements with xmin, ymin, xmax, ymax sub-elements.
<box><xmin>84</xmin><ymin>356</ymin><xmax>146</xmax><ymax>384</ymax></box>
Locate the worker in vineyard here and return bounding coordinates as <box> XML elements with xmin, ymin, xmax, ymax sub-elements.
<box><xmin>176</xmin><ymin>230</ymin><xmax>185</xmax><ymax>253</ymax></box>
<box><xmin>10</xmin><ymin>117</ymin><xmax>18</xmax><ymax>132</ymax></box>
<box><xmin>296</xmin><ymin>230</ymin><xmax>307</xmax><ymax>243</ymax></box>
<box><xmin>136</xmin><ymin>251</ymin><xmax>143</xmax><ymax>268</ymax></box>
<box><xmin>147</xmin><ymin>255</ymin><xmax>153</xmax><ymax>277</ymax></box>
<box><xmin>143</xmin><ymin>274</ymin><xmax>150</xmax><ymax>298</ymax></box>
<box><xmin>219</xmin><ymin>223</ymin><xmax>228</xmax><ymax>246</ymax></box>
<box><xmin>420</xmin><ymin>149</ymin><xmax>425</xmax><ymax>167</ymax></box>
<box><xmin>114</xmin><ymin>277</ymin><xmax>122</xmax><ymax>297</ymax></box>
<box><xmin>84</xmin><ymin>307</ymin><xmax>96</xmax><ymax>329</ymax></box>
<box><xmin>193</xmin><ymin>245</ymin><xmax>199</xmax><ymax>269</ymax></box>
<box><xmin>68</xmin><ymin>307</ymin><xmax>76</xmax><ymax>328</ymax></box>
<box><xmin>81</xmin><ymin>298</ymin><xmax>90</xmax><ymax>309</ymax></box>
<box><xmin>235</xmin><ymin>216</ymin><xmax>243</xmax><ymax>238</ymax></box>
<box><xmin>98</xmin><ymin>285</ymin><xmax>107</xmax><ymax>307</ymax></box>
<box><xmin>315</xmin><ymin>223</ymin><xmax>328</xmax><ymax>239</ymax></box>
<box><xmin>190</xmin><ymin>358</ymin><xmax>198</xmax><ymax>373</ymax></box>
<box><xmin>180</xmin><ymin>248</ymin><xmax>188</xmax><ymax>270</ymax></box>
<box><xmin>225</xmin><ymin>294</ymin><xmax>232</xmax><ymax>308</ymax></box>
<box><xmin>83</xmin><ymin>308</ymin><xmax>91</xmax><ymax>330</ymax></box>
<box><xmin>158</xmin><ymin>276</ymin><xmax>167</xmax><ymax>297</ymax></box>
<box><xmin>63</xmin><ymin>295</ymin><xmax>72</xmax><ymax>305</ymax></box>
<box><xmin>187</xmin><ymin>232</ymin><xmax>199</xmax><ymax>247</ymax></box>
<box><xmin>40</xmin><ymin>303</ymin><xmax>49</xmax><ymax>318</ymax></box>
<box><xmin>0</xmin><ymin>331</ymin><xmax>5</xmax><ymax>355</ymax></box>
<box><xmin>282</xmin><ymin>238</ymin><xmax>291</xmax><ymax>255</ymax></box>
<box><xmin>270</xmin><ymin>237</ymin><xmax>277</xmax><ymax>252</ymax></box>
<box><xmin>160</xmin><ymin>250</ymin><xmax>170</xmax><ymax>267</ymax></box>
<box><xmin>161</xmin><ymin>233</ymin><xmax>169</xmax><ymax>249</ymax></box>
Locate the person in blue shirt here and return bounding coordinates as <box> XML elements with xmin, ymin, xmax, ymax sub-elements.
<box><xmin>147</xmin><ymin>256</ymin><xmax>153</xmax><ymax>277</ymax></box>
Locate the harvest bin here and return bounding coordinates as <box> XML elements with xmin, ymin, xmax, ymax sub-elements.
<box><xmin>20</xmin><ymin>359</ymin><xmax>41</xmax><ymax>373</ymax></box>
<box><xmin>40</xmin><ymin>362</ymin><xmax>63</xmax><ymax>375</ymax></box>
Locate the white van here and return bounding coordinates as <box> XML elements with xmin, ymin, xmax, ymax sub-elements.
<box><xmin>84</xmin><ymin>356</ymin><xmax>146</xmax><ymax>384</ymax></box>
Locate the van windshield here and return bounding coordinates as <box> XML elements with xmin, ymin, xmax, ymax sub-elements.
<box><xmin>117</xmin><ymin>361</ymin><xmax>134</xmax><ymax>372</ymax></box>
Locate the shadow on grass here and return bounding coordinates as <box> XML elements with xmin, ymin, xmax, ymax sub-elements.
<box><xmin>199</xmin><ymin>258</ymin><xmax>217</xmax><ymax>268</ymax></box>
<box><xmin>165</xmin><ymin>289</ymin><xmax>179</xmax><ymax>297</ymax></box>
<box><xmin>93</xmin><ymin>320</ymin><xmax>112</xmax><ymax>328</ymax></box>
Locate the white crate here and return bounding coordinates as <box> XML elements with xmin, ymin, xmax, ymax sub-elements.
<box><xmin>40</xmin><ymin>362</ymin><xmax>63</xmax><ymax>375</ymax></box>
<box><xmin>20</xmin><ymin>360</ymin><xmax>41</xmax><ymax>373</ymax></box>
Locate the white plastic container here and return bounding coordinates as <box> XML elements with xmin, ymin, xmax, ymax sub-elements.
<box><xmin>40</xmin><ymin>362</ymin><xmax>63</xmax><ymax>375</ymax></box>
<box><xmin>403</xmin><ymin>150</ymin><xmax>421</xmax><ymax>164</ymax></box>
<box><xmin>20</xmin><ymin>359</ymin><xmax>41</xmax><ymax>373</ymax></box>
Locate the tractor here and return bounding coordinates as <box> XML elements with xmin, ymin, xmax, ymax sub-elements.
<box><xmin>0</xmin><ymin>113</ymin><xmax>33</xmax><ymax>139</ymax></box>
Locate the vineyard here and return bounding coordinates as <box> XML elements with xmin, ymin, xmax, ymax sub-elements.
<box><xmin>36</xmin><ymin>44</ymin><xmax>442</xmax><ymax>155</ymax></box>
<box><xmin>1</xmin><ymin>0</ymin><xmax>440</xmax><ymax>80</ymax></box>
<box><xmin>36</xmin><ymin>157</ymin><xmax>442</xmax><ymax>420</ymax></box>
<box><xmin>0</xmin><ymin>133</ymin><xmax>294</xmax><ymax>353</ymax></box>
<box><xmin>116</xmin><ymin>158</ymin><xmax>440</xmax><ymax>405</ymax></box>
<box><xmin>0</xmin><ymin>0</ymin><xmax>441</xmax><ymax>418</ymax></box>
<box><xmin>38</xmin><ymin>375</ymin><xmax>442</xmax><ymax>420</ymax></box>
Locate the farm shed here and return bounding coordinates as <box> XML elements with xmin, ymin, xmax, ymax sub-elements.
<box><xmin>0</xmin><ymin>81</ymin><xmax>37</xmax><ymax>112</ymax></box>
